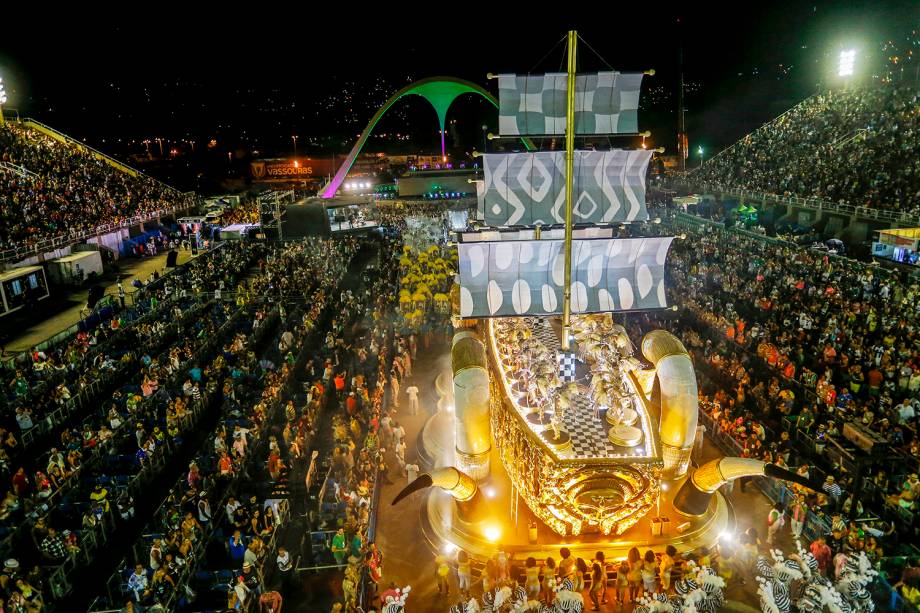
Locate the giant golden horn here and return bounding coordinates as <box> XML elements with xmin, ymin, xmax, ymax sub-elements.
<box><xmin>452</xmin><ymin>331</ymin><xmax>491</xmax><ymax>480</ymax></box>
<box><xmin>390</xmin><ymin>466</ymin><xmax>488</xmax><ymax>522</ymax></box>
<box><xmin>641</xmin><ymin>330</ymin><xmax>698</xmax><ymax>478</ymax></box>
<box><xmin>673</xmin><ymin>457</ymin><xmax>817</xmax><ymax>516</ymax></box>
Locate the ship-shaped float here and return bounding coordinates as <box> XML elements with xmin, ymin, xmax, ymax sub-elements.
<box><xmin>393</xmin><ymin>31</ymin><xmax>815</xmax><ymax>560</ymax></box>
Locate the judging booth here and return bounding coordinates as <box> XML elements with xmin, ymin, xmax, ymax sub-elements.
<box><xmin>0</xmin><ymin>265</ymin><xmax>50</xmax><ymax>317</ymax></box>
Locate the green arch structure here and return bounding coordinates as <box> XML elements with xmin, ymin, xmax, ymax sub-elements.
<box><xmin>320</xmin><ymin>76</ymin><xmax>534</xmax><ymax>198</ymax></box>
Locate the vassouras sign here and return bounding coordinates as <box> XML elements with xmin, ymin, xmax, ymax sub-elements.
<box><xmin>251</xmin><ymin>160</ymin><xmax>330</xmax><ymax>179</ymax></box>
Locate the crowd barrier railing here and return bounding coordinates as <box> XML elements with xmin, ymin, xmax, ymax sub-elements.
<box><xmin>675</xmin><ymin>181</ymin><xmax>920</xmax><ymax>227</ymax></box>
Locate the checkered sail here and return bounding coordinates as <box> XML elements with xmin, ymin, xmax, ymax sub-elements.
<box><xmin>457</xmin><ymin>236</ymin><xmax>672</xmax><ymax>318</ymax></box>
<box><xmin>479</xmin><ymin>150</ymin><xmax>652</xmax><ymax>226</ymax></box>
<box><xmin>498</xmin><ymin>72</ymin><xmax>644</xmax><ymax>135</ymax></box>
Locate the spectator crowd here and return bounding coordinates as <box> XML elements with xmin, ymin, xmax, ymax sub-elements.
<box><xmin>696</xmin><ymin>86</ymin><xmax>920</xmax><ymax>216</ymax></box>
<box><xmin>623</xmin><ymin>214</ymin><xmax>920</xmax><ymax>606</ymax></box>
<box><xmin>0</xmin><ymin>123</ymin><xmax>195</xmax><ymax>251</ymax></box>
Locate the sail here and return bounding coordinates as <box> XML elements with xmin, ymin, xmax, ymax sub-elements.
<box><xmin>498</xmin><ymin>72</ymin><xmax>644</xmax><ymax>136</ymax></box>
<box><xmin>457</xmin><ymin>236</ymin><xmax>673</xmax><ymax>318</ymax></box>
<box><xmin>459</xmin><ymin>227</ymin><xmax>613</xmax><ymax>242</ymax></box>
<box><xmin>479</xmin><ymin>150</ymin><xmax>652</xmax><ymax>226</ymax></box>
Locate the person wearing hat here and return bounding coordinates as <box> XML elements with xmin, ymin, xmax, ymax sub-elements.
<box><xmin>242</xmin><ymin>559</ymin><xmax>262</xmax><ymax>598</ymax></box>
<box><xmin>3</xmin><ymin>558</ymin><xmax>20</xmax><ymax>585</ymax></box>
<box><xmin>822</xmin><ymin>475</ymin><xmax>842</xmax><ymax>499</ymax></box>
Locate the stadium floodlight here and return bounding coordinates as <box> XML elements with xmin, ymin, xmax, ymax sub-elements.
<box><xmin>0</xmin><ymin>77</ymin><xmax>7</xmax><ymax>127</ymax></box>
<box><xmin>839</xmin><ymin>49</ymin><xmax>856</xmax><ymax>77</ymax></box>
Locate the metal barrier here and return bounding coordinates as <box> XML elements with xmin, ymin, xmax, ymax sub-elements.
<box><xmin>678</xmin><ymin>181</ymin><xmax>920</xmax><ymax>227</ymax></box>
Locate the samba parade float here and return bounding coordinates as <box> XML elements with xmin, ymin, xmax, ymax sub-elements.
<box><xmin>392</xmin><ymin>30</ymin><xmax>817</xmax><ymax>577</ymax></box>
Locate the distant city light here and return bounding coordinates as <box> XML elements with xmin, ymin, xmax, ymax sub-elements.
<box><xmin>839</xmin><ymin>49</ymin><xmax>856</xmax><ymax>77</ymax></box>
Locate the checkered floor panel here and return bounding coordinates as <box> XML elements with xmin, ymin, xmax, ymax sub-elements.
<box><xmin>531</xmin><ymin>320</ymin><xmax>621</xmax><ymax>458</ymax></box>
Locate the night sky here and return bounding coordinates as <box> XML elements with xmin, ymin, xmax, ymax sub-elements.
<box><xmin>1</xmin><ymin>3</ymin><xmax>916</xmax><ymax>166</ymax></box>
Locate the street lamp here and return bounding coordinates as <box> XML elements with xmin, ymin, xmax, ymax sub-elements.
<box><xmin>697</xmin><ymin>145</ymin><xmax>704</xmax><ymax>167</ymax></box>
<box><xmin>481</xmin><ymin>124</ymin><xmax>488</xmax><ymax>154</ymax></box>
<box><xmin>292</xmin><ymin>135</ymin><xmax>298</xmax><ymax>159</ymax></box>
<box><xmin>155</xmin><ymin>137</ymin><xmax>164</xmax><ymax>157</ymax></box>
<box><xmin>0</xmin><ymin>77</ymin><xmax>8</xmax><ymax>127</ymax></box>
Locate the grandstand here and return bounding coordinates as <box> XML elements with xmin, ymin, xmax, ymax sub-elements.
<box><xmin>694</xmin><ymin>87</ymin><xmax>920</xmax><ymax>219</ymax></box>
<box><xmin>0</xmin><ymin>119</ymin><xmax>196</xmax><ymax>262</ymax></box>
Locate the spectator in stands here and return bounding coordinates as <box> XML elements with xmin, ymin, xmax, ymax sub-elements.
<box><xmin>228</xmin><ymin>530</ymin><xmax>247</xmax><ymax>565</ymax></box>
<box><xmin>127</xmin><ymin>564</ymin><xmax>149</xmax><ymax>602</ymax></box>
<box><xmin>696</xmin><ymin>87</ymin><xmax>920</xmax><ymax>215</ymax></box>
<box><xmin>275</xmin><ymin>546</ymin><xmax>293</xmax><ymax>592</ymax></box>
<box><xmin>39</xmin><ymin>527</ymin><xmax>67</xmax><ymax>563</ymax></box>
<box><xmin>0</xmin><ymin>123</ymin><xmax>196</xmax><ymax>250</ymax></box>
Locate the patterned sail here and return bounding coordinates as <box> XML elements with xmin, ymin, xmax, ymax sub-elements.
<box><xmin>459</xmin><ymin>227</ymin><xmax>613</xmax><ymax>241</ymax></box>
<box><xmin>479</xmin><ymin>150</ymin><xmax>652</xmax><ymax>226</ymax></box>
<box><xmin>457</xmin><ymin>236</ymin><xmax>673</xmax><ymax>318</ymax></box>
<box><xmin>498</xmin><ymin>72</ymin><xmax>644</xmax><ymax>135</ymax></box>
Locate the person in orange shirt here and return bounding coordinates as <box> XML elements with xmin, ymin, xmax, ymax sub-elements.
<box><xmin>867</xmin><ymin>367</ymin><xmax>884</xmax><ymax>395</ymax></box>
<box><xmin>218</xmin><ymin>452</ymin><xmax>233</xmax><ymax>478</ymax></box>
<box><xmin>822</xmin><ymin>344</ymin><xmax>837</xmax><ymax>365</ymax></box>
<box><xmin>346</xmin><ymin>392</ymin><xmax>357</xmax><ymax>415</ymax></box>
<box><xmin>334</xmin><ymin>373</ymin><xmax>346</xmax><ymax>396</ymax></box>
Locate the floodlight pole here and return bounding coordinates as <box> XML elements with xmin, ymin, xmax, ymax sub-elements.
<box><xmin>561</xmin><ymin>30</ymin><xmax>577</xmax><ymax>350</ymax></box>
<box><xmin>0</xmin><ymin>77</ymin><xmax>8</xmax><ymax>127</ymax></box>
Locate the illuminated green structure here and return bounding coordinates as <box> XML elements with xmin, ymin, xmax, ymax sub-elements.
<box><xmin>320</xmin><ymin>76</ymin><xmax>533</xmax><ymax>198</ymax></box>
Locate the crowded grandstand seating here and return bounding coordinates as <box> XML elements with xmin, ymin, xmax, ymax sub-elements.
<box><xmin>0</xmin><ymin>238</ymin><xmax>319</xmax><ymax>607</ymax></box>
<box><xmin>631</xmin><ymin>213</ymin><xmax>919</xmax><ymax>583</ymax></box>
<box><xmin>695</xmin><ymin>86</ymin><xmax>920</xmax><ymax>215</ymax></box>
<box><xmin>75</xmin><ymin>237</ymin><xmax>363</xmax><ymax>611</ymax></box>
<box><xmin>0</xmin><ymin>122</ymin><xmax>195</xmax><ymax>251</ymax></box>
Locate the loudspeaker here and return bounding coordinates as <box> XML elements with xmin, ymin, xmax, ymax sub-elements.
<box><xmin>87</xmin><ymin>285</ymin><xmax>105</xmax><ymax>309</ymax></box>
<box><xmin>166</xmin><ymin>250</ymin><xmax>178</xmax><ymax>268</ymax></box>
